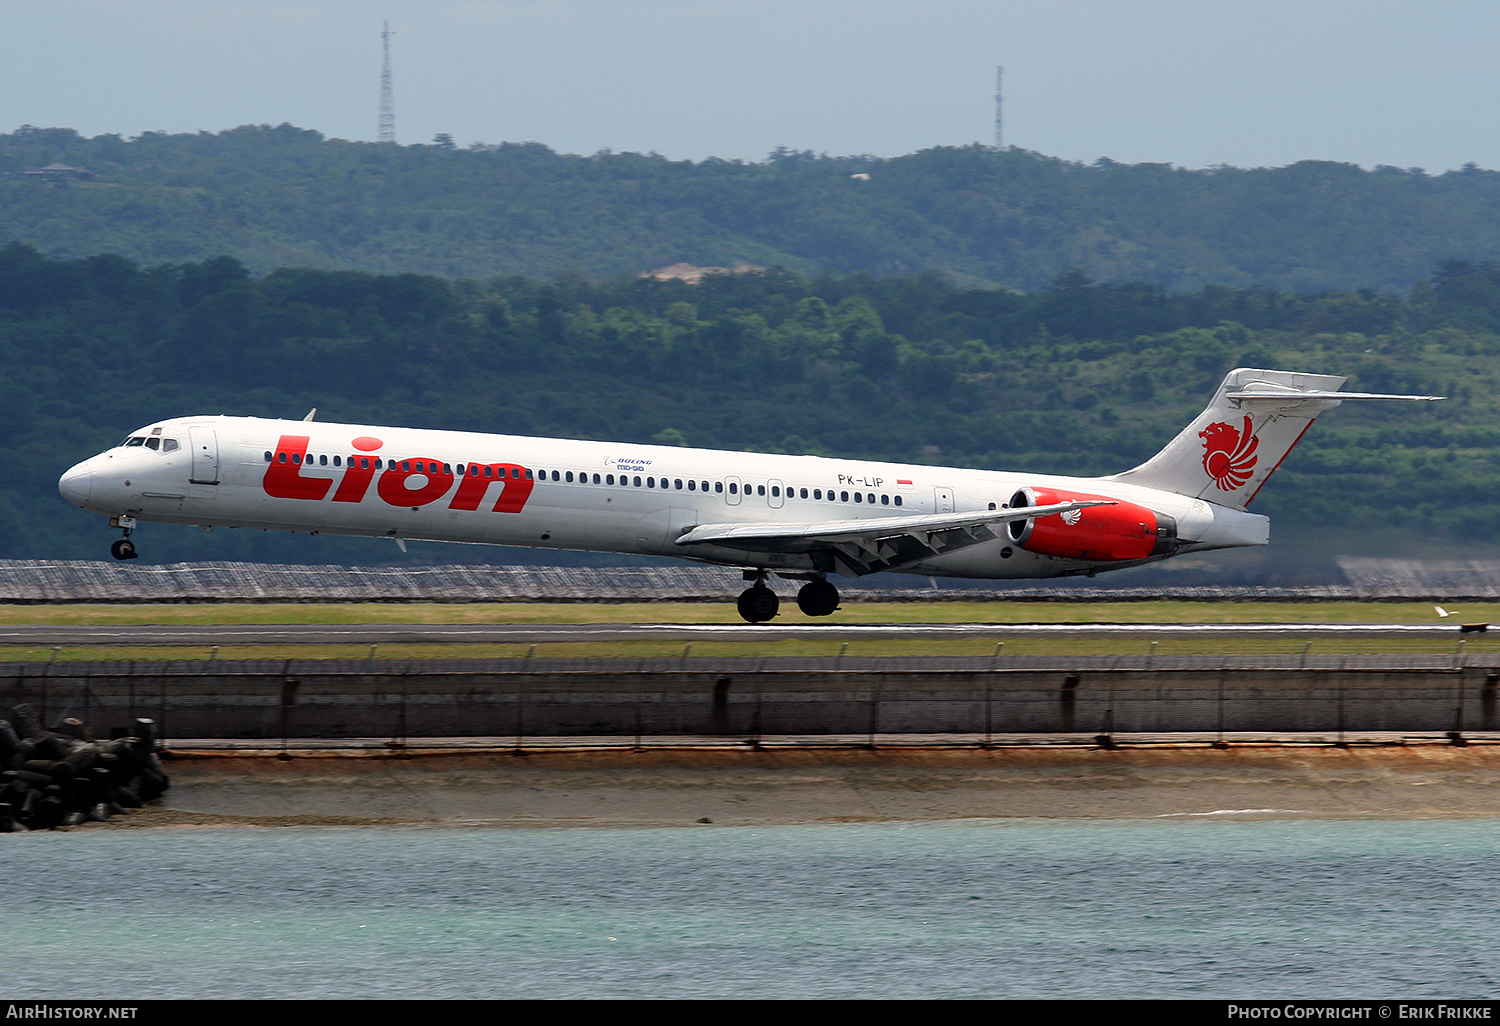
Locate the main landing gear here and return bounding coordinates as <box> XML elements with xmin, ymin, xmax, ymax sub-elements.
<box><xmin>735</xmin><ymin>572</ymin><xmax>841</xmax><ymax>623</ymax></box>
<box><xmin>737</xmin><ymin>574</ymin><xmax>779</xmax><ymax>624</ymax></box>
<box><xmin>109</xmin><ymin>516</ymin><xmax>138</xmax><ymax>561</ymax></box>
<box><xmin>796</xmin><ymin>577</ymin><xmax>839</xmax><ymax>617</ymax></box>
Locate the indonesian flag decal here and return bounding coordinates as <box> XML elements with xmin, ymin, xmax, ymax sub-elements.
<box><xmin>896</xmin><ymin>479</ymin><xmax>914</xmax><ymax>489</ymax></box>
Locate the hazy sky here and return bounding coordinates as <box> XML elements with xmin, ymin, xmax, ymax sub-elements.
<box><xmin>3</xmin><ymin>0</ymin><xmax>1498</xmax><ymax>171</ymax></box>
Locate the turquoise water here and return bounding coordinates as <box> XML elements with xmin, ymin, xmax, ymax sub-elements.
<box><xmin>3</xmin><ymin>819</ymin><xmax>1498</xmax><ymax>999</ymax></box>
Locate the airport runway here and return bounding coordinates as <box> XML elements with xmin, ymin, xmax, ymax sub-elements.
<box><xmin>0</xmin><ymin>621</ymin><xmax>1482</xmax><ymax>646</ymax></box>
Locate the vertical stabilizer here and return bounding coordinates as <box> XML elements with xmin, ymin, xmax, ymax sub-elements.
<box><xmin>1107</xmin><ymin>368</ymin><xmax>1349</xmax><ymax>510</ymax></box>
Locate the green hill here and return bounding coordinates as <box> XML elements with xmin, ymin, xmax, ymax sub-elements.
<box><xmin>7</xmin><ymin>124</ymin><xmax>1500</xmax><ymax>293</ymax></box>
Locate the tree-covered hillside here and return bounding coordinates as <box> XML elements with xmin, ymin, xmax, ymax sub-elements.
<box><xmin>6</xmin><ymin>244</ymin><xmax>1500</xmax><ymax>568</ymax></box>
<box><xmin>7</xmin><ymin>124</ymin><xmax>1500</xmax><ymax>293</ymax></box>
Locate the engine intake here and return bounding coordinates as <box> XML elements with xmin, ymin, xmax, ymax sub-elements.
<box><xmin>1007</xmin><ymin>487</ymin><xmax>1177</xmax><ymax>562</ymax></box>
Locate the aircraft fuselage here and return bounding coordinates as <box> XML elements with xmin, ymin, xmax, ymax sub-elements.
<box><xmin>57</xmin><ymin>415</ymin><xmax>1266</xmax><ymax>581</ymax></box>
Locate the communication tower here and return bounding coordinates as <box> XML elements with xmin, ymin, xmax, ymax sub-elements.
<box><xmin>379</xmin><ymin>22</ymin><xmax>396</xmax><ymax>144</ymax></box>
<box><xmin>994</xmin><ymin>65</ymin><xmax>1003</xmax><ymax>150</ymax></box>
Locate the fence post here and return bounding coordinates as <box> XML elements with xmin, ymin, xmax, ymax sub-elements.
<box><xmin>1337</xmin><ymin>671</ymin><xmax>1346</xmax><ymax>747</ymax></box>
<box><xmin>748</xmin><ymin>686</ymin><xmax>762</xmax><ymax>750</ymax></box>
<box><xmin>1450</xmin><ymin>668</ymin><xmax>1468</xmax><ymax>746</ymax></box>
<box><xmin>634</xmin><ymin>685</ymin><xmax>643</xmax><ymax>751</ymax></box>
<box><xmin>393</xmin><ymin>672</ymin><xmax>408</xmax><ymax>750</ymax></box>
<box><xmin>984</xmin><ymin>677</ymin><xmax>993</xmax><ymax>748</ymax></box>
<box><xmin>1214</xmin><ymin>669</ymin><xmax>1227</xmax><ymax>748</ymax></box>
<box><xmin>1094</xmin><ymin>675</ymin><xmax>1116</xmax><ymax>750</ymax></box>
<box><xmin>512</xmin><ymin>687</ymin><xmax>526</xmax><ymax>755</ymax></box>
<box><xmin>278</xmin><ymin>660</ymin><xmax>298</xmax><ymax>760</ymax></box>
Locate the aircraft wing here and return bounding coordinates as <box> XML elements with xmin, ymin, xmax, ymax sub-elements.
<box><xmin>674</xmin><ymin>500</ymin><xmax>1114</xmax><ymax>577</ymax></box>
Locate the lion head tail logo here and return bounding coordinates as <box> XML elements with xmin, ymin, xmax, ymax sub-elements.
<box><xmin>1199</xmin><ymin>416</ymin><xmax>1259</xmax><ymax>491</ymax></box>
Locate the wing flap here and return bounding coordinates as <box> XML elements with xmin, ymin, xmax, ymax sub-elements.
<box><xmin>674</xmin><ymin>500</ymin><xmax>1115</xmax><ymax>575</ymax></box>
<box><xmin>674</xmin><ymin>500</ymin><xmax>1113</xmax><ymax>547</ymax></box>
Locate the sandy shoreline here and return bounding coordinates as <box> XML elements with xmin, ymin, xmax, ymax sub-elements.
<box><xmin>70</xmin><ymin>741</ymin><xmax>1500</xmax><ymax>829</ymax></box>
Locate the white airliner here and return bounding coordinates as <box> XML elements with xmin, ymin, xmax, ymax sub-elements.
<box><xmin>58</xmin><ymin>368</ymin><xmax>1439</xmax><ymax>622</ymax></box>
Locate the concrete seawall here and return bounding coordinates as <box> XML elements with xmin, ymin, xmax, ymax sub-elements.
<box><xmin>10</xmin><ymin>655</ymin><xmax>1500</xmax><ymax>741</ymax></box>
<box><xmin>118</xmin><ymin>745</ymin><xmax>1500</xmax><ymax>828</ymax></box>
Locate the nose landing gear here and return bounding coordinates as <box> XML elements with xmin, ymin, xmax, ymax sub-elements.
<box><xmin>109</xmin><ymin>516</ymin><xmax>138</xmax><ymax>561</ymax></box>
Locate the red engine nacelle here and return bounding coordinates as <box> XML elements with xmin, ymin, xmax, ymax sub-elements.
<box><xmin>1005</xmin><ymin>487</ymin><xmax>1177</xmax><ymax>562</ymax></box>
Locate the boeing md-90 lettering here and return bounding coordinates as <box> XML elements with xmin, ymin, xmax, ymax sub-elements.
<box><xmin>58</xmin><ymin>369</ymin><xmax>1439</xmax><ymax>622</ymax></box>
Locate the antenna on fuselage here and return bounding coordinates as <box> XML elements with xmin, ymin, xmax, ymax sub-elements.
<box><xmin>303</xmin><ymin>409</ymin><xmax>317</xmax><ymax>421</ymax></box>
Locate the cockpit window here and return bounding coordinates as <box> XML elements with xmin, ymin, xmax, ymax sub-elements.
<box><xmin>162</xmin><ymin>438</ymin><xmax>179</xmax><ymax>452</ymax></box>
<box><xmin>145</xmin><ymin>438</ymin><xmax>160</xmax><ymax>451</ymax></box>
<box><xmin>123</xmin><ymin>436</ymin><xmax>146</xmax><ymax>447</ymax></box>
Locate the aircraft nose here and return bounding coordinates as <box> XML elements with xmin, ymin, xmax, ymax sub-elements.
<box><xmin>58</xmin><ymin>463</ymin><xmax>93</xmax><ymax>508</ymax></box>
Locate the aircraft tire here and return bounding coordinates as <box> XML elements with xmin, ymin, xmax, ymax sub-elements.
<box><xmin>736</xmin><ymin>585</ymin><xmax>779</xmax><ymax>624</ymax></box>
<box><xmin>110</xmin><ymin>539</ymin><xmax>137</xmax><ymax>561</ymax></box>
<box><xmin>796</xmin><ymin>579</ymin><xmax>840</xmax><ymax>617</ymax></box>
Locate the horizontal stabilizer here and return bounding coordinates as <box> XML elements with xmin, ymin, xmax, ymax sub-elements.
<box><xmin>1225</xmin><ymin>389</ymin><xmax>1444</xmax><ymax>403</ymax></box>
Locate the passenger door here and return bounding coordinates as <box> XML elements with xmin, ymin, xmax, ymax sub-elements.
<box><xmin>188</xmin><ymin>427</ymin><xmax>220</xmax><ymax>485</ymax></box>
